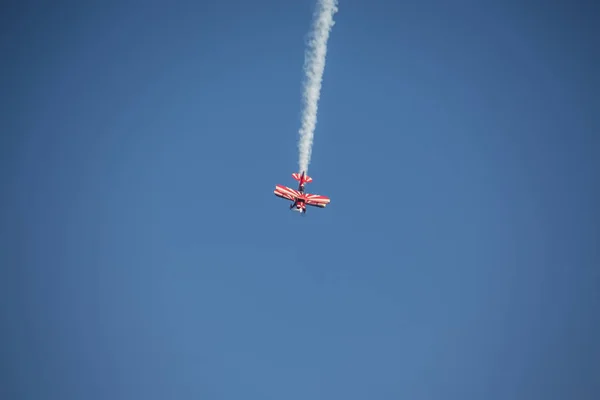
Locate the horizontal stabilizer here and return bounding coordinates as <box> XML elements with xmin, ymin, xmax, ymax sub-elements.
<box><xmin>292</xmin><ymin>172</ymin><xmax>313</xmax><ymax>183</ymax></box>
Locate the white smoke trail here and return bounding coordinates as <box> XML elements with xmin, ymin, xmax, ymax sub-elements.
<box><xmin>298</xmin><ymin>0</ymin><xmax>338</xmax><ymax>174</ymax></box>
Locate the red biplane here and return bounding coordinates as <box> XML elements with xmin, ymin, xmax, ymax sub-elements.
<box><xmin>274</xmin><ymin>171</ymin><xmax>331</xmax><ymax>215</ymax></box>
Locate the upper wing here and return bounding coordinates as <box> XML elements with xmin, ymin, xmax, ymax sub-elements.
<box><xmin>274</xmin><ymin>185</ymin><xmax>300</xmax><ymax>201</ymax></box>
<box><xmin>304</xmin><ymin>193</ymin><xmax>331</xmax><ymax>208</ymax></box>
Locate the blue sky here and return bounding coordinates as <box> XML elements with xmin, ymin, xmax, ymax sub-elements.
<box><xmin>1</xmin><ymin>1</ymin><xmax>598</xmax><ymax>398</ymax></box>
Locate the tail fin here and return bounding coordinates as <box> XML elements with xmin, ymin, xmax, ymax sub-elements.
<box><xmin>292</xmin><ymin>172</ymin><xmax>313</xmax><ymax>184</ymax></box>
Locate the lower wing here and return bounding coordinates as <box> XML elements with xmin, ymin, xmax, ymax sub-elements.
<box><xmin>304</xmin><ymin>193</ymin><xmax>331</xmax><ymax>208</ymax></box>
<box><xmin>274</xmin><ymin>185</ymin><xmax>300</xmax><ymax>201</ymax></box>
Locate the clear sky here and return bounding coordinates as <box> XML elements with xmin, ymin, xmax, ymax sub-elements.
<box><xmin>1</xmin><ymin>1</ymin><xmax>598</xmax><ymax>399</ymax></box>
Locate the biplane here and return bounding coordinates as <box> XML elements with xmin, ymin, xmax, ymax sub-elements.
<box><xmin>273</xmin><ymin>171</ymin><xmax>331</xmax><ymax>215</ymax></box>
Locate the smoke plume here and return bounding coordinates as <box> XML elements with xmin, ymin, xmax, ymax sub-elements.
<box><xmin>297</xmin><ymin>0</ymin><xmax>338</xmax><ymax>174</ymax></box>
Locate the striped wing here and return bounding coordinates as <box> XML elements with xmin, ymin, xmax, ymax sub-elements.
<box><xmin>304</xmin><ymin>193</ymin><xmax>331</xmax><ymax>208</ymax></box>
<box><xmin>274</xmin><ymin>185</ymin><xmax>300</xmax><ymax>201</ymax></box>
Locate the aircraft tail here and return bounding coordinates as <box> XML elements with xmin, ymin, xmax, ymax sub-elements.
<box><xmin>292</xmin><ymin>172</ymin><xmax>313</xmax><ymax>184</ymax></box>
